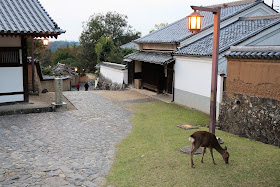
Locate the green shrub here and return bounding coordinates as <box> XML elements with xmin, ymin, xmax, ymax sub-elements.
<box><xmin>42</xmin><ymin>67</ymin><xmax>53</xmax><ymax>76</ymax></box>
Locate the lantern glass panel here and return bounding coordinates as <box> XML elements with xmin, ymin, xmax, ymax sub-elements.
<box><xmin>197</xmin><ymin>17</ymin><xmax>201</xmax><ymax>29</ymax></box>
<box><xmin>43</xmin><ymin>38</ymin><xmax>49</xmax><ymax>46</ymax></box>
<box><xmin>190</xmin><ymin>17</ymin><xmax>197</xmax><ymax>29</ymax></box>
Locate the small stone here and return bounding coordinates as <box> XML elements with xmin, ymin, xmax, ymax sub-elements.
<box><xmin>93</xmin><ymin>177</ymin><xmax>108</xmax><ymax>186</ymax></box>
<box><xmin>75</xmin><ymin>180</ymin><xmax>83</xmax><ymax>186</ymax></box>
<box><xmin>48</xmin><ymin>170</ymin><xmax>59</xmax><ymax>177</ymax></box>
<box><xmin>32</xmin><ymin>175</ymin><xmax>41</xmax><ymax>179</ymax></box>
<box><xmin>2</xmin><ymin>179</ymin><xmax>15</xmax><ymax>185</ymax></box>
<box><xmin>59</xmin><ymin>173</ymin><xmax>66</xmax><ymax>178</ymax></box>
<box><xmin>59</xmin><ymin>166</ymin><xmax>72</xmax><ymax>173</ymax></box>
<box><xmin>67</xmin><ymin>173</ymin><xmax>85</xmax><ymax>181</ymax></box>
<box><xmin>83</xmin><ymin>180</ymin><xmax>97</xmax><ymax>187</ymax></box>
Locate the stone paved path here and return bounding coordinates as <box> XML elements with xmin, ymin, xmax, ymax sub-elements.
<box><xmin>0</xmin><ymin>91</ymin><xmax>134</xmax><ymax>187</ymax></box>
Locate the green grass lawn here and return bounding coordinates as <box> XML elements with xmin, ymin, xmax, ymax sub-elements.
<box><xmin>106</xmin><ymin>102</ymin><xmax>280</xmax><ymax>187</ymax></box>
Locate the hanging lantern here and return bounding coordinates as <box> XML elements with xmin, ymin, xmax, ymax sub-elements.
<box><xmin>187</xmin><ymin>10</ymin><xmax>204</xmax><ymax>33</ymax></box>
<box><xmin>42</xmin><ymin>38</ymin><xmax>49</xmax><ymax>46</ymax></box>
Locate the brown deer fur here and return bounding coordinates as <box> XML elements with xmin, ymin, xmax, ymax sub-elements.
<box><xmin>189</xmin><ymin>131</ymin><xmax>229</xmax><ymax>168</ymax></box>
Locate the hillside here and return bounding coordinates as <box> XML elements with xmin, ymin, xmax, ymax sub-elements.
<box><xmin>47</xmin><ymin>41</ymin><xmax>80</xmax><ymax>51</ymax></box>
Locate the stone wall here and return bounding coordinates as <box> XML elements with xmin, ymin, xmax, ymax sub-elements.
<box><xmin>41</xmin><ymin>79</ymin><xmax>70</xmax><ymax>92</ymax></box>
<box><xmin>218</xmin><ymin>92</ymin><xmax>280</xmax><ymax>147</ymax></box>
<box><xmin>96</xmin><ymin>74</ymin><xmax>124</xmax><ymax>91</ymax></box>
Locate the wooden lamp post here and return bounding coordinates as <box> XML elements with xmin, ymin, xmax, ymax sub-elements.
<box><xmin>187</xmin><ymin>6</ymin><xmax>221</xmax><ymax>134</ymax></box>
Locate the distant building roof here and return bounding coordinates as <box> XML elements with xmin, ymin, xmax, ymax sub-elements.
<box><xmin>173</xmin><ymin>14</ymin><xmax>280</xmax><ymax>56</ymax></box>
<box><xmin>135</xmin><ymin>0</ymin><xmax>268</xmax><ymax>44</ymax></box>
<box><xmin>120</xmin><ymin>42</ymin><xmax>139</xmax><ymax>50</ymax></box>
<box><xmin>0</xmin><ymin>0</ymin><xmax>65</xmax><ymax>38</ymax></box>
<box><xmin>125</xmin><ymin>51</ymin><xmax>174</xmax><ymax>65</ymax></box>
<box><xmin>225</xmin><ymin>46</ymin><xmax>280</xmax><ymax>59</ymax></box>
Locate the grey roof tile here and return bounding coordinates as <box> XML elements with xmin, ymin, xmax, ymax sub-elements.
<box><xmin>135</xmin><ymin>1</ymin><xmax>259</xmax><ymax>44</ymax></box>
<box><xmin>100</xmin><ymin>62</ymin><xmax>127</xmax><ymax>70</ymax></box>
<box><xmin>125</xmin><ymin>51</ymin><xmax>174</xmax><ymax>65</ymax></box>
<box><xmin>225</xmin><ymin>46</ymin><xmax>280</xmax><ymax>59</ymax></box>
<box><xmin>0</xmin><ymin>0</ymin><xmax>65</xmax><ymax>37</ymax></box>
<box><xmin>120</xmin><ymin>41</ymin><xmax>139</xmax><ymax>50</ymax></box>
<box><xmin>174</xmin><ymin>17</ymin><xmax>280</xmax><ymax>56</ymax></box>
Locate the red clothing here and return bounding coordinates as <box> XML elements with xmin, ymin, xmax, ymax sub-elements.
<box><xmin>76</xmin><ymin>83</ymin><xmax>80</xmax><ymax>89</ymax></box>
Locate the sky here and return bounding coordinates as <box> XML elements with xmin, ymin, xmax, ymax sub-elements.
<box><xmin>39</xmin><ymin>0</ymin><xmax>279</xmax><ymax>42</ymax></box>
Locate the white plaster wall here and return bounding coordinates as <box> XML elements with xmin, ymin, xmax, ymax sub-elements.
<box><xmin>0</xmin><ymin>67</ymin><xmax>23</xmax><ymax>93</ymax></box>
<box><xmin>100</xmin><ymin>66</ymin><xmax>127</xmax><ymax>85</ymax></box>
<box><xmin>0</xmin><ymin>36</ymin><xmax>21</xmax><ymax>47</ymax></box>
<box><xmin>174</xmin><ymin>56</ymin><xmax>223</xmax><ymax>103</ymax></box>
<box><xmin>0</xmin><ymin>67</ymin><xmax>24</xmax><ymax>103</ymax></box>
<box><xmin>0</xmin><ymin>95</ymin><xmax>24</xmax><ymax>103</ymax></box>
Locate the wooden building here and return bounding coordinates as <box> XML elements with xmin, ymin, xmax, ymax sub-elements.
<box><xmin>0</xmin><ymin>0</ymin><xmax>65</xmax><ymax>104</ymax></box>
<box><xmin>125</xmin><ymin>0</ymin><xmax>279</xmax><ymax>115</ymax></box>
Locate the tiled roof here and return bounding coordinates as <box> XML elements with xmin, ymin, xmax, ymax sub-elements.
<box><xmin>173</xmin><ymin>15</ymin><xmax>280</xmax><ymax>56</ymax></box>
<box><xmin>100</xmin><ymin>62</ymin><xmax>127</xmax><ymax>70</ymax></box>
<box><xmin>0</xmin><ymin>0</ymin><xmax>65</xmax><ymax>37</ymax></box>
<box><xmin>120</xmin><ymin>42</ymin><xmax>139</xmax><ymax>50</ymax></box>
<box><xmin>125</xmin><ymin>51</ymin><xmax>174</xmax><ymax>65</ymax></box>
<box><xmin>135</xmin><ymin>0</ymin><xmax>261</xmax><ymax>44</ymax></box>
<box><xmin>225</xmin><ymin>46</ymin><xmax>280</xmax><ymax>59</ymax></box>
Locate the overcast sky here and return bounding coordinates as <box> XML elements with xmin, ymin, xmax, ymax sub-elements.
<box><xmin>39</xmin><ymin>0</ymin><xmax>278</xmax><ymax>41</ymax></box>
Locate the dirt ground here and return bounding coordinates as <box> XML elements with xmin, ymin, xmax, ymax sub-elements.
<box><xmin>29</xmin><ymin>92</ymin><xmax>77</xmax><ymax>110</ymax></box>
<box><xmin>28</xmin><ymin>89</ymin><xmax>160</xmax><ymax>113</ymax></box>
<box><xmin>95</xmin><ymin>89</ymin><xmax>151</xmax><ymax>102</ymax></box>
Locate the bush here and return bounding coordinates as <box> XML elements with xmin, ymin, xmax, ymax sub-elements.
<box><xmin>42</xmin><ymin>67</ymin><xmax>53</xmax><ymax>76</ymax></box>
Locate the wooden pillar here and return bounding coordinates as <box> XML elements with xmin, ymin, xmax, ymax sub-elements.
<box><xmin>31</xmin><ymin>37</ymin><xmax>35</xmax><ymax>93</ymax></box>
<box><xmin>209</xmin><ymin>8</ymin><xmax>221</xmax><ymax>135</ymax></box>
<box><xmin>21</xmin><ymin>37</ymin><xmax>29</xmax><ymax>102</ymax></box>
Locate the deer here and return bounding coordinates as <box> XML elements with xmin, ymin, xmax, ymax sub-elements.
<box><xmin>189</xmin><ymin>131</ymin><xmax>229</xmax><ymax>168</ymax></box>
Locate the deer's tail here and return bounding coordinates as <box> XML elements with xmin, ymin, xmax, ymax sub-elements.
<box><xmin>189</xmin><ymin>135</ymin><xmax>195</xmax><ymax>143</ymax></box>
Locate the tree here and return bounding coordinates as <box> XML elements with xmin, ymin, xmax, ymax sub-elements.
<box><xmin>149</xmin><ymin>23</ymin><xmax>168</xmax><ymax>33</ymax></box>
<box><xmin>27</xmin><ymin>38</ymin><xmax>52</xmax><ymax>67</ymax></box>
<box><xmin>79</xmin><ymin>11</ymin><xmax>141</xmax><ymax>73</ymax></box>
<box><xmin>52</xmin><ymin>46</ymin><xmax>80</xmax><ymax>66</ymax></box>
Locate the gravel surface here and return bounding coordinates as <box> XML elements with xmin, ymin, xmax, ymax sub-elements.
<box><xmin>0</xmin><ymin>91</ymin><xmax>134</xmax><ymax>186</ymax></box>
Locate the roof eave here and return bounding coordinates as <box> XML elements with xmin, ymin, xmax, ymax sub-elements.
<box><xmin>134</xmin><ymin>41</ymin><xmax>178</xmax><ymax>45</ymax></box>
<box><xmin>172</xmin><ymin>53</ymin><xmax>212</xmax><ymax>57</ymax></box>
<box><xmin>178</xmin><ymin>1</ymin><xmax>261</xmax><ymax>43</ymax></box>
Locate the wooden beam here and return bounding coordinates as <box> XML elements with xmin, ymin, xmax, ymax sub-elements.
<box><xmin>21</xmin><ymin>37</ymin><xmax>29</xmax><ymax>102</ymax></box>
<box><xmin>191</xmin><ymin>6</ymin><xmax>219</xmax><ymax>13</ymax></box>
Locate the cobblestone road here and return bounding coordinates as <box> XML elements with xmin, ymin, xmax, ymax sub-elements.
<box><xmin>0</xmin><ymin>91</ymin><xmax>134</xmax><ymax>187</ymax></box>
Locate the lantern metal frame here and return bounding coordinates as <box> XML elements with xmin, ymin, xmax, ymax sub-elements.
<box><xmin>187</xmin><ymin>10</ymin><xmax>204</xmax><ymax>33</ymax></box>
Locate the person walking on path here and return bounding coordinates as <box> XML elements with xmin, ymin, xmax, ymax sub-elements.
<box><xmin>84</xmin><ymin>82</ymin><xmax>89</xmax><ymax>91</ymax></box>
<box><xmin>76</xmin><ymin>83</ymin><xmax>80</xmax><ymax>91</ymax></box>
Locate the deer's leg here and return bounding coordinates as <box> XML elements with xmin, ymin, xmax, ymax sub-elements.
<box><xmin>209</xmin><ymin>147</ymin><xmax>216</xmax><ymax>165</ymax></box>
<box><xmin>201</xmin><ymin>147</ymin><xmax>206</xmax><ymax>163</ymax></box>
<box><xmin>190</xmin><ymin>144</ymin><xmax>199</xmax><ymax>168</ymax></box>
